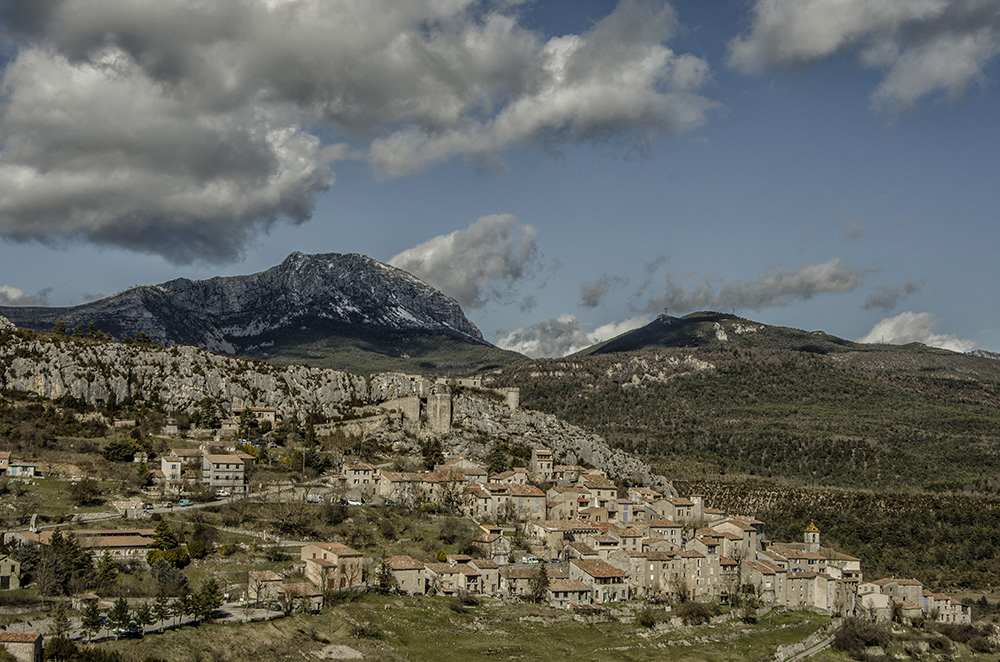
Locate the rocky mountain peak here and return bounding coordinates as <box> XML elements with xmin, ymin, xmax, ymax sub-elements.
<box><xmin>0</xmin><ymin>252</ymin><xmax>487</xmax><ymax>355</ymax></box>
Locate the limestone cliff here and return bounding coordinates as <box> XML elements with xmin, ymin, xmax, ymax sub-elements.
<box><xmin>0</xmin><ymin>327</ymin><xmax>675</xmax><ymax>494</ymax></box>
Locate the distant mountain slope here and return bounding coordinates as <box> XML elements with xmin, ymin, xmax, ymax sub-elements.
<box><xmin>0</xmin><ymin>252</ymin><xmax>525</xmax><ymax>375</ymax></box>
<box><xmin>486</xmin><ymin>312</ymin><xmax>1000</xmax><ymax>493</ymax></box>
<box><xmin>582</xmin><ymin>311</ymin><xmax>874</xmax><ymax>356</ymax></box>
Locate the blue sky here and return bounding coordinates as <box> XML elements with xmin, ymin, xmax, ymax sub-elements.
<box><xmin>1</xmin><ymin>0</ymin><xmax>998</xmax><ymax>357</ymax></box>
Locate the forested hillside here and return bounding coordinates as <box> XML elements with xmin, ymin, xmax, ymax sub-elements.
<box><xmin>486</xmin><ymin>346</ymin><xmax>1000</xmax><ymax>493</ymax></box>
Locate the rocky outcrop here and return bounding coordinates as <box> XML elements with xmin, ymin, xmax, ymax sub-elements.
<box><xmin>0</xmin><ymin>316</ymin><xmax>13</xmax><ymax>332</ymax></box>
<box><xmin>441</xmin><ymin>393</ymin><xmax>675</xmax><ymax>495</ymax></box>
<box><xmin>0</xmin><ymin>252</ymin><xmax>487</xmax><ymax>353</ymax></box>
<box><xmin>0</xmin><ymin>333</ymin><xmax>414</xmax><ymax>416</ymax></box>
<box><xmin>0</xmin><ymin>330</ymin><xmax>675</xmax><ymax>495</ymax></box>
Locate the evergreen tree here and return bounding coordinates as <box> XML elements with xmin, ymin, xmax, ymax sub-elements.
<box><xmin>151</xmin><ymin>520</ymin><xmax>178</xmax><ymax>550</ymax></box>
<box><xmin>52</xmin><ymin>320</ymin><xmax>67</xmax><ymax>335</ymax></box>
<box><xmin>81</xmin><ymin>600</ymin><xmax>102</xmax><ymax>642</ymax></box>
<box><xmin>375</xmin><ymin>559</ymin><xmax>397</xmax><ymax>595</ymax></box>
<box><xmin>153</xmin><ymin>592</ymin><xmax>173</xmax><ymax>631</ymax></box>
<box><xmin>135</xmin><ymin>602</ymin><xmax>156</xmax><ymax>631</ymax></box>
<box><xmin>48</xmin><ymin>600</ymin><xmax>72</xmax><ymax>639</ymax></box>
<box><xmin>96</xmin><ymin>552</ymin><xmax>119</xmax><ymax>591</ymax></box>
<box><xmin>528</xmin><ymin>560</ymin><xmax>549</xmax><ymax>604</ymax></box>
<box><xmin>107</xmin><ymin>597</ymin><xmax>133</xmax><ymax>635</ymax></box>
<box><xmin>194</xmin><ymin>578</ymin><xmax>223</xmax><ymax>622</ymax></box>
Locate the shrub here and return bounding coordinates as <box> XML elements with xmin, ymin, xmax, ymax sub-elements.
<box><xmin>675</xmin><ymin>601</ymin><xmax>712</xmax><ymax>625</ymax></box>
<box><xmin>636</xmin><ymin>607</ymin><xmax>663</xmax><ymax>628</ymax></box>
<box><xmin>833</xmin><ymin>618</ymin><xmax>890</xmax><ymax>656</ymax></box>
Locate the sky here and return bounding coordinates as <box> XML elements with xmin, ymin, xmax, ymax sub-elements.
<box><xmin>1</xmin><ymin>0</ymin><xmax>998</xmax><ymax>358</ymax></box>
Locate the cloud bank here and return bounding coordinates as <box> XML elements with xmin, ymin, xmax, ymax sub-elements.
<box><xmin>637</xmin><ymin>257</ymin><xmax>865</xmax><ymax>314</ymax></box>
<box><xmin>729</xmin><ymin>0</ymin><xmax>1000</xmax><ymax>111</ymax></box>
<box><xmin>0</xmin><ymin>285</ymin><xmax>48</xmax><ymax>307</ymax></box>
<box><xmin>497</xmin><ymin>314</ymin><xmax>651</xmax><ymax>358</ymax></box>
<box><xmin>388</xmin><ymin>214</ymin><xmax>540</xmax><ymax>310</ymax></box>
<box><xmin>0</xmin><ymin>0</ymin><xmax>715</xmax><ymax>263</ymax></box>
<box><xmin>857</xmin><ymin>311</ymin><xmax>976</xmax><ymax>352</ymax></box>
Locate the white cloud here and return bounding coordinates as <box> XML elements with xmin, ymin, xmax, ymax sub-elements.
<box><xmin>0</xmin><ymin>0</ymin><xmax>715</xmax><ymax>263</ymax></box>
<box><xmin>388</xmin><ymin>214</ymin><xmax>540</xmax><ymax>310</ymax></box>
<box><xmin>728</xmin><ymin>0</ymin><xmax>1000</xmax><ymax>111</ymax></box>
<box><xmin>497</xmin><ymin>314</ymin><xmax>649</xmax><ymax>358</ymax></box>
<box><xmin>0</xmin><ymin>285</ymin><xmax>48</xmax><ymax>306</ymax></box>
<box><xmin>857</xmin><ymin>311</ymin><xmax>976</xmax><ymax>352</ymax></box>
<box><xmin>637</xmin><ymin>257</ymin><xmax>866</xmax><ymax>314</ymax></box>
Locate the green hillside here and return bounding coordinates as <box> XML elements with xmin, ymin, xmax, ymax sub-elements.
<box><xmin>489</xmin><ymin>316</ymin><xmax>1000</xmax><ymax>493</ymax></box>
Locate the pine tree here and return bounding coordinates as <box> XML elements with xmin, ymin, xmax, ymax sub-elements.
<box><xmin>81</xmin><ymin>600</ymin><xmax>102</xmax><ymax>642</ymax></box>
<box><xmin>195</xmin><ymin>578</ymin><xmax>223</xmax><ymax>622</ymax></box>
<box><xmin>153</xmin><ymin>592</ymin><xmax>173</xmax><ymax>631</ymax></box>
<box><xmin>151</xmin><ymin>520</ymin><xmax>178</xmax><ymax>550</ymax></box>
<box><xmin>528</xmin><ymin>560</ymin><xmax>549</xmax><ymax>604</ymax></box>
<box><xmin>96</xmin><ymin>552</ymin><xmax>119</xmax><ymax>591</ymax></box>
<box><xmin>107</xmin><ymin>597</ymin><xmax>133</xmax><ymax>636</ymax></box>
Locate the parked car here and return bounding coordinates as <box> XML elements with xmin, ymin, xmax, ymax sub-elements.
<box><xmin>177</xmin><ymin>499</ymin><xmax>194</xmax><ymax>507</ymax></box>
<box><xmin>523</xmin><ymin>556</ymin><xmax>541</xmax><ymax>564</ymax></box>
<box><xmin>306</xmin><ymin>494</ymin><xmax>322</xmax><ymax>503</ymax></box>
<box><xmin>345</xmin><ymin>499</ymin><xmax>364</xmax><ymax>506</ymax></box>
<box><xmin>215</xmin><ymin>490</ymin><xmax>231</xmax><ymax>498</ymax></box>
<box><xmin>142</xmin><ymin>502</ymin><xmax>154</xmax><ymax>510</ymax></box>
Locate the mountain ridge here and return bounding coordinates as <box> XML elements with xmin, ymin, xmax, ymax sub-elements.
<box><xmin>0</xmin><ymin>252</ymin><xmax>523</xmax><ymax>374</ymax></box>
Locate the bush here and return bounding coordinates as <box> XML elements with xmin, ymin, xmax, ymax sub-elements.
<box><xmin>675</xmin><ymin>602</ymin><xmax>712</xmax><ymax>625</ymax></box>
<box><xmin>833</xmin><ymin>618</ymin><xmax>890</xmax><ymax>656</ymax></box>
<box><xmin>636</xmin><ymin>607</ymin><xmax>663</xmax><ymax>628</ymax></box>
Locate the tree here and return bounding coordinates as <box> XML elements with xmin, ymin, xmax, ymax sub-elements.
<box><xmin>81</xmin><ymin>600</ymin><xmax>103</xmax><ymax>642</ymax></box>
<box><xmin>528</xmin><ymin>561</ymin><xmax>549</xmax><ymax>603</ymax></box>
<box><xmin>69</xmin><ymin>479</ymin><xmax>103</xmax><ymax>507</ymax></box>
<box><xmin>107</xmin><ymin>597</ymin><xmax>133</xmax><ymax>636</ymax></box>
<box><xmin>48</xmin><ymin>600</ymin><xmax>72</xmax><ymax>639</ymax></box>
<box><xmin>149</xmin><ymin>558</ymin><xmax>189</xmax><ymax>594</ymax></box>
<box><xmin>237</xmin><ymin>409</ymin><xmax>259</xmax><ymax>440</ymax></box>
<box><xmin>151</xmin><ymin>520</ymin><xmax>178</xmax><ymax>551</ymax></box>
<box><xmin>96</xmin><ymin>552</ymin><xmax>119</xmax><ymax>592</ymax></box>
<box><xmin>52</xmin><ymin>320</ymin><xmax>67</xmax><ymax>336</ymax></box>
<box><xmin>194</xmin><ymin>578</ymin><xmax>223</xmax><ymax>622</ymax></box>
<box><xmin>374</xmin><ymin>559</ymin><xmax>397</xmax><ymax>595</ymax></box>
<box><xmin>135</xmin><ymin>602</ymin><xmax>156</xmax><ymax>632</ymax></box>
<box><xmin>153</xmin><ymin>592</ymin><xmax>173</xmax><ymax>631</ymax></box>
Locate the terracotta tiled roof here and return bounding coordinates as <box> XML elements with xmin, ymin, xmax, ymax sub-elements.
<box><xmin>386</xmin><ymin>556</ymin><xmax>424</xmax><ymax>571</ymax></box>
<box><xmin>570</xmin><ymin>558</ymin><xmax>625</xmax><ymax>578</ymax></box>
<box><xmin>0</xmin><ymin>632</ymin><xmax>41</xmax><ymax>643</ymax></box>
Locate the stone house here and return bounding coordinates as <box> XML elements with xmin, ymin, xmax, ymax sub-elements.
<box><xmin>546</xmin><ymin>487</ymin><xmax>589</xmax><ymax>520</ymax></box>
<box><xmin>247</xmin><ymin>570</ymin><xmax>284</xmax><ymax>605</ymax></box>
<box><xmin>551</xmin><ymin>465</ymin><xmax>586</xmax><ymax>483</ymax></box>
<box><xmin>507</xmin><ymin>484</ymin><xmax>546</xmax><ymax>520</ymax></box>
<box><xmin>301</xmin><ymin>542</ymin><xmax>364</xmax><ymax>591</ymax></box>
<box><xmin>569</xmin><ymin>558</ymin><xmax>628</xmax><ymax>603</ymax></box>
<box><xmin>547</xmin><ymin>579</ymin><xmax>592</xmax><ymax>608</ymax></box>
<box><xmin>469</xmin><ymin>559</ymin><xmax>499</xmax><ymax>595</ymax></box>
<box><xmin>202</xmin><ymin>453</ymin><xmax>246</xmax><ymax>494</ymax></box>
<box><xmin>0</xmin><ymin>556</ymin><xmax>19</xmax><ymax>590</ymax></box>
<box><xmin>7</xmin><ymin>463</ymin><xmax>35</xmax><ymax>479</ymax></box>
<box><xmin>343</xmin><ymin>462</ymin><xmax>378</xmax><ymax>493</ymax></box>
<box><xmin>0</xmin><ymin>632</ymin><xmax>42</xmax><ymax>662</ymax></box>
<box><xmin>280</xmin><ymin>582</ymin><xmax>323</xmax><ymax>613</ymax></box>
<box><xmin>384</xmin><ymin>556</ymin><xmax>426</xmax><ymax>595</ymax></box>
<box><xmin>529</xmin><ymin>448</ymin><xmax>553</xmax><ymax>482</ymax></box>
<box><xmin>0</xmin><ymin>452</ymin><xmax>9</xmax><ymax>473</ymax></box>
<box><xmin>425</xmin><ymin>563</ymin><xmax>481</xmax><ymax>595</ymax></box>
<box><xmin>490</xmin><ymin>468</ymin><xmax>529</xmax><ymax>484</ymax></box>
<box><xmin>435</xmin><ymin>457</ymin><xmax>487</xmax><ymax>483</ymax></box>
<box><xmin>499</xmin><ymin>568</ymin><xmax>541</xmax><ymax>599</ymax></box>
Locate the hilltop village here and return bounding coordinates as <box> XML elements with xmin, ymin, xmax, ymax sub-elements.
<box><xmin>0</xmin><ymin>357</ymin><xmax>982</xmax><ymax>660</ymax></box>
<box><xmin>1</xmin><ymin>405</ymin><xmax>972</xmax><ymax>633</ymax></box>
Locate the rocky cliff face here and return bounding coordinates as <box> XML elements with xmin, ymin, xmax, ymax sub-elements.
<box><xmin>0</xmin><ymin>252</ymin><xmax>487</xmax><ymax>354</ymax></box>
<box><xmin>0</xmin><ymin>326</ymin><xmax>674</xmax><ymax>494</ymax></box>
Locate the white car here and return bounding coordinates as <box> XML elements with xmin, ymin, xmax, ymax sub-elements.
<box><xmin>215</xmin><ymin>490</ymin><xmax>230</xmax><ymax>498</ymax></box>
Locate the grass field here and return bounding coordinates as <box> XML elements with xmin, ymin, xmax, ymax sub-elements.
<box><xmin>90</xmin><ymin>595</ymin><xmax>833</xmax><ymax>662</ymax></box>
